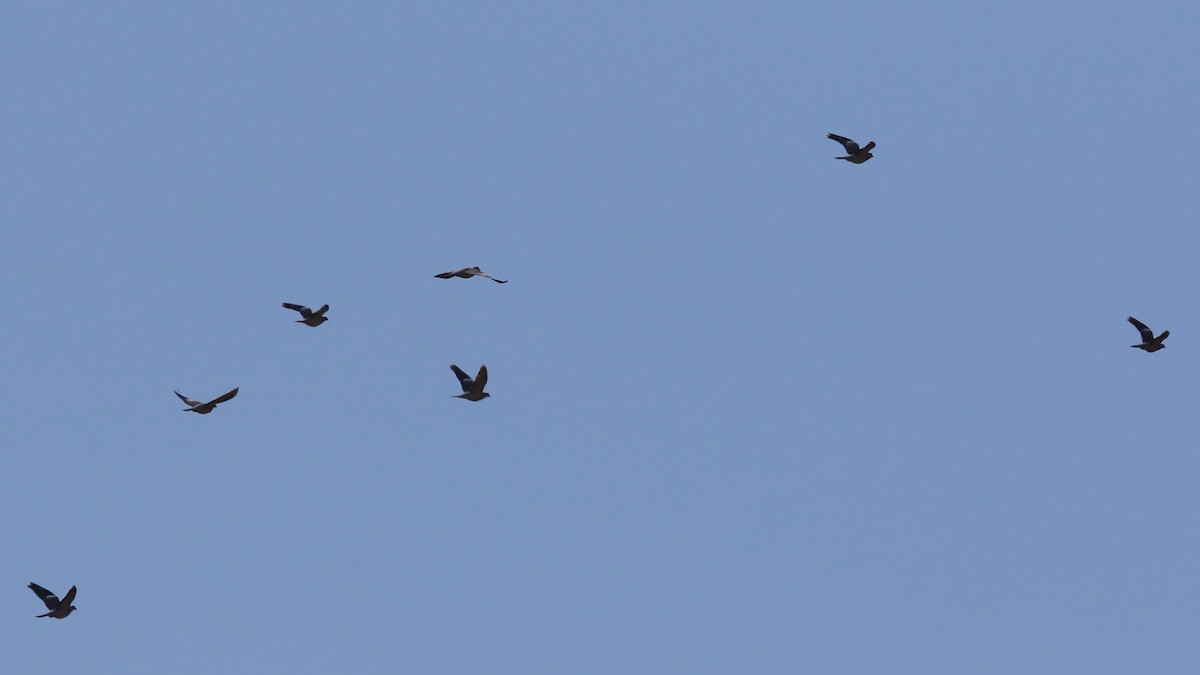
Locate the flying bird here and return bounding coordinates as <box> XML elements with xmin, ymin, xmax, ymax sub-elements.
<box><xmin>435</xmin><ymin>267</ymin><xmax>508</xmax><ymax>284</ymax></box>
<box><xmin>175</xmin><ymin>387</ymin><xmax>240</xmax><ymax>414</ymax></box>
<box><xmin>450</xmin><ymin>364</ymin><xmax>491</xmax><ymax>401</ymax></box>
<box><xmin>1128</xmin><ymin>316</ymin><xmax>1169</xmax><ymax>352</ymax></box>
<box><xmin>28</xmin><ymin>583</ymin><xmax>77</xmax><ymax>619</ymax></box>
<box><xmin>282</xmin><ymin>303</ymin><xmax>330</xmax><ymax>327</ymax></box>
<box><xmin>827</xmin><ymin>133</ymin><xmax>875</xmax><ymax>164</ymax></box>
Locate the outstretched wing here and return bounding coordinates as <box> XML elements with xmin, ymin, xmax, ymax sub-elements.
<box><xmin>175</xmin><ymin>391</ymin><xmax>202</xmax><ymax>407</ymax></box>
<box><xmin>827</xmin><ymin>133</ymin><xmax>860</xmax><ymax>154</ymax></box>
<box><xmin>1157</xmin><ymin>330</ymin><xmax>1170</xmax><ymax>343</ymax></box>
<box><xmin>59</xmin><ymin>586</ymin><xmax>77</xmax><ymax>608</ymax></box>
<box><xmin>207</xmin><ymin>387</ymin><xmax>239</xmax><ymax>406</ymax></box>
<box><xmin>310</xmin><ymin>304</ymin><xmax>330</xmax><ymax>318</ymax></box>
<box><xmin>1128</xmin><ymin>316</ymin><xmax>1154</xmax><ymax>342</ymax></box>
<box><xmin>476</xmin><ymin>271</ymin><xmax>508</xmax><ymax>283</ymax></box>
<box><xmin>473</xmin><ymin>365</ymin><xmax>488</xmax><ymax>395</ymax></box>
<box><xmin>435</xmin><ymin>268</ymin><xmax>470</xmax><ymax>279</ymax></box>
<box><xmin>282</xmin><ymin>303</ymin><xmax>313</xmax><ymax>319</ymax></box>
<box><xmin>450</xmin><ymin>364</ymin><xmax>474</xmax><ymax>392</ymax></box>
<box><xmin>861</xmin><ymin>141</ymin><xmax>876</xmax><ymax>152</ymax></box>
<box><xmin>28</xmin><ymin>583</ymin><xmax>59</xmax><ymax>610</ymax></box>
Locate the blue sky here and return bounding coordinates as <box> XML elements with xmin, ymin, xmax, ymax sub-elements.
<box><xmin>3</xmin><ymin>2</ymin><xmax>1199</xmax><ymax>673</ymax></box>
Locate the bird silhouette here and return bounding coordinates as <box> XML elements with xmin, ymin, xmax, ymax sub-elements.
<box><xmin>450</xmin><ymin>364</ymin><xmax>491</xmax><ymax>401</ymax></box>
<box><xmin>827</xmin><ymin>133</ymin><xmax>875</xmax><ymax>164</ymax></box>
<box><xmin>28</xmin><ymin>583</ymin><xmax>77</xmax><ymax>619</ymax></box>
<box><xmin>1128</xmin><ymin>316</ymin><xmax>1169</xmax><ymax>352</ymax></box>
<box><xmin>175</xmin><ymin>387</ymin><xmax>240</xmax><ymax>414</ymax></box>
<box><xmin>282</xmin><ymin>303</ymin><xmax>330</xmax><ymax>327</ymax></box>
<box><xmin>435</xmin><ymin>267</ymin><xmax>507</xmax><ymax>283</ymax></box>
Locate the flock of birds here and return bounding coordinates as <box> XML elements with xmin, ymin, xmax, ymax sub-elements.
<box><xmin>24</xmin><ymin>135</ymin><xmax>1170</xmax><ymax>619</ymax></box>
<box><xmin>25</xmin><ymin>264</ymin><xmax>509</xmax><ymax>618</ymax></box>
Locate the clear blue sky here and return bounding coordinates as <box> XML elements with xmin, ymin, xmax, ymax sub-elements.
<box><xmin>3</xmin><ymin>2</ymin><xmax>1199</xmax><ymax>673</ymax></box>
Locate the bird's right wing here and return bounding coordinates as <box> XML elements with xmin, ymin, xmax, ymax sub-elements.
<box><xmin>827</xmin><ymin>133</ymin><xmax>860</xmax><ymax>154</ymax></box>
<box><xmin>59</xmin><ymin>586</ymin><xmax>77</xmax><ymax>608</ymax></box>
<box><xmin>450</xmin><ymin>365</ymin><xmax>473</xmax><ymax>392</ymax></box>
<box><xmin>1128</xmin><ymin>316</ymin><xmax>1154</xmax><ymax>341</ymax></box>
<box><xmin>283</xmin><ymin>303</ymin><xmax>313</xmax><ymax>318</ymax></box>
<box><xmin>208</xmin><ymin>387</ymin><xmax>239</xmax><ymax>405</ymax></box>
<box><xmin>474</xmin><ymin>365</ymin><xmax>488</xmax><ymax>393</ymax></box>
<box><xmin>311</xmin><ymin>304</ymin><xmax>330</xmax><ymax>318</ymax></box>
<box><xmin>28</xmin><ymin>583</ymin><xmax>59</xmax><ymax>610</ymax></box>
<box><xmin>175</xmin><ymin>391</ymin><xmax>202</xmax><ymax>407</ymax></box>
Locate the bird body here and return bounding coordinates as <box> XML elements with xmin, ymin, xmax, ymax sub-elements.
<box><xmin>827</xmin><ymin>133</ymin><xmax>875</xmax><ymax>163</ymax></box>
<box><xmin>282</xmin><ymin>303</ymin><xmax>330</xmax><ymax>327</ymax></box>
<box><xmin>175</xmin><ymin>387</ymin><xmax>240</xmax><ymax>414</ymax></box>
<box><xmin>450</xmin><ymin>364</ymin><xmax>491</xmax><ymax>401</ymax></box>
<box><xmin>1128</xmin><ymin>316</ymin><xmax>1169</xmax><ymax>352</ymax></box>
<box><xmin>28</xmin><ymin>583</ymin><xmax>77</xmax><ymax>619</ymax></box>
<box><xmin>435</xmin><ymin>267</ymin><xmax>507</xmax><ymax>283</ymax></box>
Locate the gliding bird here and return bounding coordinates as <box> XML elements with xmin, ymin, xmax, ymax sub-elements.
<box><xmin>28</xmin><ymin>583</ymin><xmax>77</xmax><ymax>619</ymax></box>
<box><xmin>450</xmin><ymin>364</ymin><xmax>491</xmax><ymax>401</ymax></box>
<box><xmin>435</xmin><ymin>267</ymin><xmax>508</xmax><ymax>284</ymax></box>
<box><xmin>827</xmin><ymin>133</ymin><xmax>875</xmax><ymax>164</ymax></box>
<box><xmin>282</xmin><ymin>303</ymin><xmax>330</xmax><ymax>327</ymax></box>
<box><xmin>175</xmin><ymin>387</ymin><xmax>240</xmax><ymax>414</ymax></box>
<box><xmin>1128</xmin><ymin>316</ymin><xmax>1169</xmax><ymax>352</ymax></box>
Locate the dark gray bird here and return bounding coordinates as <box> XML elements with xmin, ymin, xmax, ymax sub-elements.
<box><xmin>450</xmin><ymin>364</ymin><xmax>490</xmax><ymax>401</ymax></box>
<box><xmin>175</xmin><ymin>387</ymin><xmax>240</xmax><ymax>414</ymax></box>
<box><xmin>1128</xmin><ymin>316</ymin><xmax>1169</xmax><ymax>352</ymax></box>
<box><xmin>827</xmin><ymin>133</ymin><xmax>875</xmax><ymax>163</ymax></box>
<box><xmin>282</xmin><ymin>303</ymin><xmax>330</xmax><ymax>327</ymax></box>
<box><xmin>435</xmin><ymin>267</ymin><xmax>507</xmax><ymax>284</ymax></box>
<box><xmin>28</xmin><ymin>583</ymin><xmax>77</xmax><ymax>619</ymax></box>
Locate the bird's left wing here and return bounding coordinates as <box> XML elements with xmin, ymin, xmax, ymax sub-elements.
<box><xmin>282</xmin><ymin>303</ymin><xmax>313</xmax><ymax>318</ymax></box>
<box><xmin>28</xmin><ymin>583</ymin><xmax>59</xmax><ymax>610</ymax></box>
<box><xmin>1128</xmin><ymin>316</ymin><xmax>1154</xmax><ymax>342</ymax></box>
<box><xmin>450</xmin><ymin>365</ymin><xmax>473</xmax><ymax>392</ymax></box>
<box><xmin>827</xmin><ymin>133</ymin><xmax>859</xmax><ymax>154</ymax></box>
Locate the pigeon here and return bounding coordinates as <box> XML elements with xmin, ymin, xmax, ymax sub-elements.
<box><xmin>1128</xmin><ymin>316</ymin><xmax>1169</xmax><ymax>352</ymax></box>
<box><xmin>175</xmin><ymin>387</ymin><xmax>240</xmax><ymax>414</ymax></box>
<box><xmin>282</xmin><ymin>303</ymin><xmax>330</xmax><ymax>327</ymax></box>
<box><xmin>827</xmin><ymin>133</ymin><xmax>875</xmax><ymax>164</ymax></box>
<box><xmin>450</xmin><ymin>364</ymin><xmax>490</xmax><ymax>401</ymax></box>
<box><xmin>28</xmin><ymin>583</ymin><xmax>77</xmax><ymax>619</ymax></box>
<box><xmin>435</xmin><ymin>267</ymin><xmax>508</xmax><ymax>284</ymax></box>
